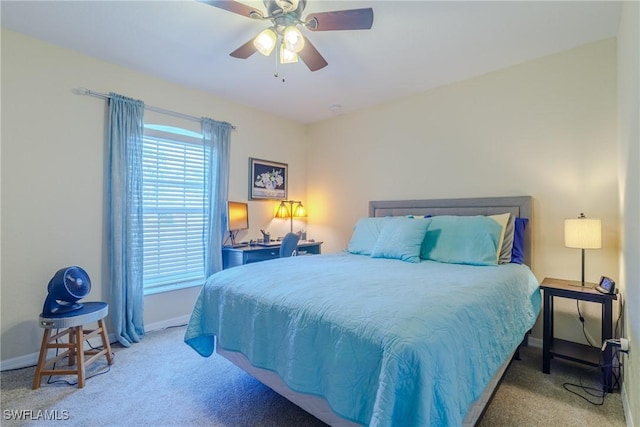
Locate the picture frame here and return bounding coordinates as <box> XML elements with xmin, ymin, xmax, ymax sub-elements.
<box><xmin>249</xmin><ymin>158</ymin><xmax>288</xmax><ymax>200</ymax></box>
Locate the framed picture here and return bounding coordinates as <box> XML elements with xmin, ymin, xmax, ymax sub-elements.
<box><xmin>249</xmin><ymin>158</ymin><xmax>288</xmax><ymax>200</ymax></box>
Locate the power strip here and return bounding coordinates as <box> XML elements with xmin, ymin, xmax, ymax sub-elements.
<box><xmin>601</xmin><ymin>338</ymin><xmax>630</xmax><ymax>353</ymax></box>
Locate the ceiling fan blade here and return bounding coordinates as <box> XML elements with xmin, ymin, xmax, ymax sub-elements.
<box><xmin>230</xmin><ymin>38</ymin><xmax>258</xmax><ymax>59</ymax></box>
<box><xmin>305</xmin><ymin>8</ymin><xmax>373</xmax><ymax>31</ymax></box>
<box><xmin>199</xmin><ymin>0</ymin><xmax>264</xmax><ymax>19</ymax></box>
<box><xmin>298</xmin><ymin>36</ymin><xmax>328</xmax><ymax>72</ymax></box>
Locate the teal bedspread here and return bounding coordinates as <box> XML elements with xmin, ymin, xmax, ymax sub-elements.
<box><xmin>185</xmin><ymin>253</ymin><xmax>540</xmax><ymax>426</ymax></box>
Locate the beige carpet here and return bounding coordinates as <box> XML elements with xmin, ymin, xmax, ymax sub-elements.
<box><xmin>1</xmin><ymin>326</ymin><xmax>626</xmax><ymax>426</ymax></box>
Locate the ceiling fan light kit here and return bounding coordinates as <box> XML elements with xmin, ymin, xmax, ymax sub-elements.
<box><xmin>280</xmin><ymin>43</ymin><xmax>299</xmax><ymax>64</ymax></box>
<box><xmin>283</xmin><ymin>26</ymin><xmax>305</xmax><ymax>53</ymax></box>
<box><xmin>254</xmin><ymin>28</ymin><xmax>277</xmax><ymax>56</ymax></box>
<box><xmin>203</xmin><ymin>0</ymin><xmax>374</xmax><ymax>72</ymax></box>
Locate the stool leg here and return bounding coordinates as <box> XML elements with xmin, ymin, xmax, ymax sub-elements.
<box><xmin>32</xmin><ymin>329</ymin><xmax>52</xmax><ymax>390</ymax></box>
<box><xmin>74</xmin><ymin>326</ymin><xmax>86</xmax><ymax>388</ymax></box>
<box><xmin>68</xmin><ymin>327</ymin><xmax>76</xmax><ymax>366</ymax></box>
<box><xmin>98</xmin><ymin>319</ymin><xmax>113</xmax><ymax>365</ymax></box>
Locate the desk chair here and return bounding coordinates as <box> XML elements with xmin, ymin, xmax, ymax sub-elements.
<box><xmin>280</xmin><ymin>232</ymin><xmax>300</xmax><ymax>257</ymax></box>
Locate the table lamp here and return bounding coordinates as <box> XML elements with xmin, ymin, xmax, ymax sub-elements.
<box><xmin>564</xmin><ymin>213</ymin><xmax>602</xmax><ymax>286</ymax></box>
<box><xmin>275</xmin><ymin>200</ymin><xmax>307</xmax><ymax>233</ymax></box>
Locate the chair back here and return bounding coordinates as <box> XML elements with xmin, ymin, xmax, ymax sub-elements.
<box><xmin>279</xmin><ymin>232</ymin><xmax>301</xmax><ymax>258</ymax></box>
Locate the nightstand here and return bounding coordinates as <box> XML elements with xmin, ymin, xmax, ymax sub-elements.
<box><xmin>540</xmin><ymin>277</ymin><xmax>617</xmax><ymax>391</ymax></box>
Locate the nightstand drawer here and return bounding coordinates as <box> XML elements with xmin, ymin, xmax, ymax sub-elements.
<box><xmin>245</xmin><ymin>249</ymin><xmax>279</xmax><ymax>264</ymax></box>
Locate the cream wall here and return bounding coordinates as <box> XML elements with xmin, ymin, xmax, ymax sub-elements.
<box><xmin>0</xmin><ymin>29</ymin><xmax>307</xmax><ymax>363</ymax></box>
<box><xmin>617</xmin><ymin>2</ymin><xmax>639</xmax><ymax>426</ymax></box>
<box><xmin>306</xmin><ymin>39</ymin><xmax>619</xmax><ymax>344</ymax></box>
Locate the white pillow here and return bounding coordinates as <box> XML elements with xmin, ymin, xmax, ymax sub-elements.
<box><xmin>489</xmin><ymin>213</ymin><xmax>511</xmax><ymax>263</ymax></box>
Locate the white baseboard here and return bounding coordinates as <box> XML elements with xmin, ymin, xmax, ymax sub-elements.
<box><xmin>144</xmin><ymin>314</ymin><xmax>190</xmax><ymax>333</ymax></box>
<box><xmin>0</xmin><ymin>315</ymin><xmax>191</xmax><ymax>372</ymax></box>
<box><xmin>0</xmin><ymin>352</ymin><xmax>42</xmax><ymax>372</ymax></box>
<box><xmin>621</xmin><ymin>382</ymin><xmax>633</xmax><ymax>427</ymax></box>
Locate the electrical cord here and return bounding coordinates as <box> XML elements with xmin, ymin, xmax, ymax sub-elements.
<box><xmin>562</xmin><ymin>351</ymin><xmax>606</xmax><ymax>405</ymax></box>
<box><xmin>614</xmin><ymin>295</ymin><xmax>624</xmax><ymax>339</ymax></box>
<box><xmin>562</xmin><ymin>345</ymin><xmax>624</xmax><ymax>405</ymax></box>
<box><xmin>46</xmin><ymin>328</ymin><xmax>115</xmax><ymax>386</ymax></box>
<box><xmin>563</xmin><ymin>380</ymin><xmax>605</xmax><ymax>405</ymax></box>
<box><xmin>566</xmin><ymin>289</ymin><xmax>627</xmax><ymax>405</ymax></box>
<box><xmin>576</xmin><ymin>300</ymin><xmax>596</xmax><ymax>347</ymax></box>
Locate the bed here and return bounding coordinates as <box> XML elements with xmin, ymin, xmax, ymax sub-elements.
<box><xmin>185</xmin><ymin>196</ymin><xmax>541</xmax><ymax>426</ymax></box>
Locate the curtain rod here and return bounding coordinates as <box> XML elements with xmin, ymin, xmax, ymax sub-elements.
<box><xmin>73</xmin><ymin>87</ymin><xmax>236</xmax><ymax>130</ymax></box>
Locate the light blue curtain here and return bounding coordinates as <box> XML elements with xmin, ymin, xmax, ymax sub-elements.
<box><xmin>107</xmin><ymin>93</ymin><xmax>145</xmax><ymax>347</ymax></box>
<box><xmin>201</xmin><ymin>118</ymin><xmax>232</xmax><ymax>277</ymax></box>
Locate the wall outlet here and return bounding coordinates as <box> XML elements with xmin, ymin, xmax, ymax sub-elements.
<box><xmin>603</xmin><ymin>338</ymin><xmax>630</xmax><ymax>353</ymax></box>
<box><xmin>619</xmin><ymin>338</ymin><xmax>630</xmax><ymax>352</ymax></box>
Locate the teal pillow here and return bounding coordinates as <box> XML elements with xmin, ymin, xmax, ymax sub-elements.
<box><xmin>421</xmin><ymin>215</ymin><xmax>502</xmax><ymax>266</ymax></box>
<box><xmin>347</xmin><ymin>217</ymin><xmax>389</xmax><ymax>255</ymax></box>
<box><xmin>371</xmin><ymin>217</ymin><xmax>431</xmax><ymax>263</ymax></box>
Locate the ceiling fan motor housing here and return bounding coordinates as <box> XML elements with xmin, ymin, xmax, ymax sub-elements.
<box><xmin>271</xmin><ymin>0</ymin><xmax>305</xmax><ymax>15</ymax></box>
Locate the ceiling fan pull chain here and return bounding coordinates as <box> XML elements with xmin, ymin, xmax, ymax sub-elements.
<box><xmin>274</xmin><ymin>39</ymin><xmax>286</xmax><ymax>83</ymax></box>
<box><xmin>274</xmin><ymin>40</ymin><xmax>280</xmax><ymax>79</ymax></box>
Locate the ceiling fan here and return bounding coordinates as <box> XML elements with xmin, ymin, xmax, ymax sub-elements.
<box><xmin>201</xmin><ymin>0</ymin><xmax>374</xmax><ymax>72</ymax></box>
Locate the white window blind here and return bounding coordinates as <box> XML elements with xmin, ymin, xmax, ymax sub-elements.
<box><xmin>142</xmin><ymin>127</ymin><xmax>209</xmax><ymax>293</ymax></box>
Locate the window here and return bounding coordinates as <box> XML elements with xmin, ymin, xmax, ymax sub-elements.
<box><xmin>142</xmin><ymin>125</ymin><xmax>208</xmax><ymax>294</ymax></box>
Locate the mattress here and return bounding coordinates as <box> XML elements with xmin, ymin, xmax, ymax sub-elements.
<box><xmin>185</xmin><ymin>252</ymin><xmax>540</xmax><ymax>426</ymax></box>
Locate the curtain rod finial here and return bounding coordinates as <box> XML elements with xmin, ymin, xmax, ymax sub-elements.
<box><xmin>72</xmin><ymin>87</ymin><xmax>90</xmax><ymax>96</ymax></box>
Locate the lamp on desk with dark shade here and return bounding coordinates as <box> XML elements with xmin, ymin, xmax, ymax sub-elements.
<box><xmin>564</xmin><ymin>213</ymin><xmax>601</xmax><ymax>286</ymax></box>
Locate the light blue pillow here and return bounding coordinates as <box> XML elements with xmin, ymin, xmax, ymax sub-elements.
<box><xmin>347</xmin><ymin>217</ymin><xmax>389</xmax><ymax>255</ymax></box>
<box><xmin>421</xmin><ymin>215</ymin><xmax>502</xmax><ymax>266</ymax></box>
<box><xmin>371</xmin><ymin>217</ymin><xmax>431</xmax><ymax>263</ymax></box>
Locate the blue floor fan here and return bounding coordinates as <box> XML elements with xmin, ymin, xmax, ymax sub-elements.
<box><xmin>42</xmin><ymin>266</ymin><xmax>91</xmax><ymax>316</ymax></box>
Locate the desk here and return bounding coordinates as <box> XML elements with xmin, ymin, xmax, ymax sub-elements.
<box><xmin>540</xmin><ymin>277</ymin><xmax>617</xmax><ymax>391</ymax></box>
<box><xmin>222</xmin><ymin>241</ymin><xmax>323</xmax><ymax>269</ymax></box>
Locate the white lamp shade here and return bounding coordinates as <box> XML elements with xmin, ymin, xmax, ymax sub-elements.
<box><xmin>564</xmin><ymin>217</ymin><xmax>602</xmax><ymax>249</ymax></box>
<box><xmin>254</xmin><ymin>28</ymin><xmax>277</xmax><ymax>56</ymax></box>
<box><xmin>280</xmin><ymin>44</ymin><xmax>298</xmax><ymax>64</ymax></box>
<box><xmin>283</xmin><ymin>26</ymin><xmax>305</xmax><ymax>53</ymax></box>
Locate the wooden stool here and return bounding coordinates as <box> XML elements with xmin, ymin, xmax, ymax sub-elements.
<box><xmin>32</xmin><ymin>302</ymin><xmax>113</xmax><ymax>389</ymax></box>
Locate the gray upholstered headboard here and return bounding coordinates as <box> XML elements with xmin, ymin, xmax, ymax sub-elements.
<box><xmin>369</xmin><ymin>196</ymin><xmax>532</xmax><ymax>267</ymax></box>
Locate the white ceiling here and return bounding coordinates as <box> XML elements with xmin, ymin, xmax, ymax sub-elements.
<box><xmin>1</xmin><ymin>1</ymin><xmax>622</xmax><ymax>124</ymax></box>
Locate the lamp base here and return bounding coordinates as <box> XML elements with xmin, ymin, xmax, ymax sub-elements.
<box><xmin>567</xmin><ymin>281</ymin><xmax>591</xmax><ymax>288</ymax></box>
<box><xmin>565</xmin><ymin>248</ymin><xmax>594</xmax><ymax>288</ymax></box>
<box><xmin>564</xmin><ymin>279</ymin><xmax>596</xmax><ymax>289</ymax></box>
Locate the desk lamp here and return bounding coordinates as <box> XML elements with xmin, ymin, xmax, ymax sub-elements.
<box><xmin>564</xmin><ymin>213</ymin><xmax>601</xmax><ymax>286</ymax></box>
<box><xmin>275</xmin><ymin>200</ymin><xmax>307</xmax><ymax>233</ymax></box>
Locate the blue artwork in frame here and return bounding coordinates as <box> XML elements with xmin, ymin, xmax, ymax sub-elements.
<box><xmin>249</xmin><ymin>157</ymin><xmax>288</xmax><ymax>200</ymax></box>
